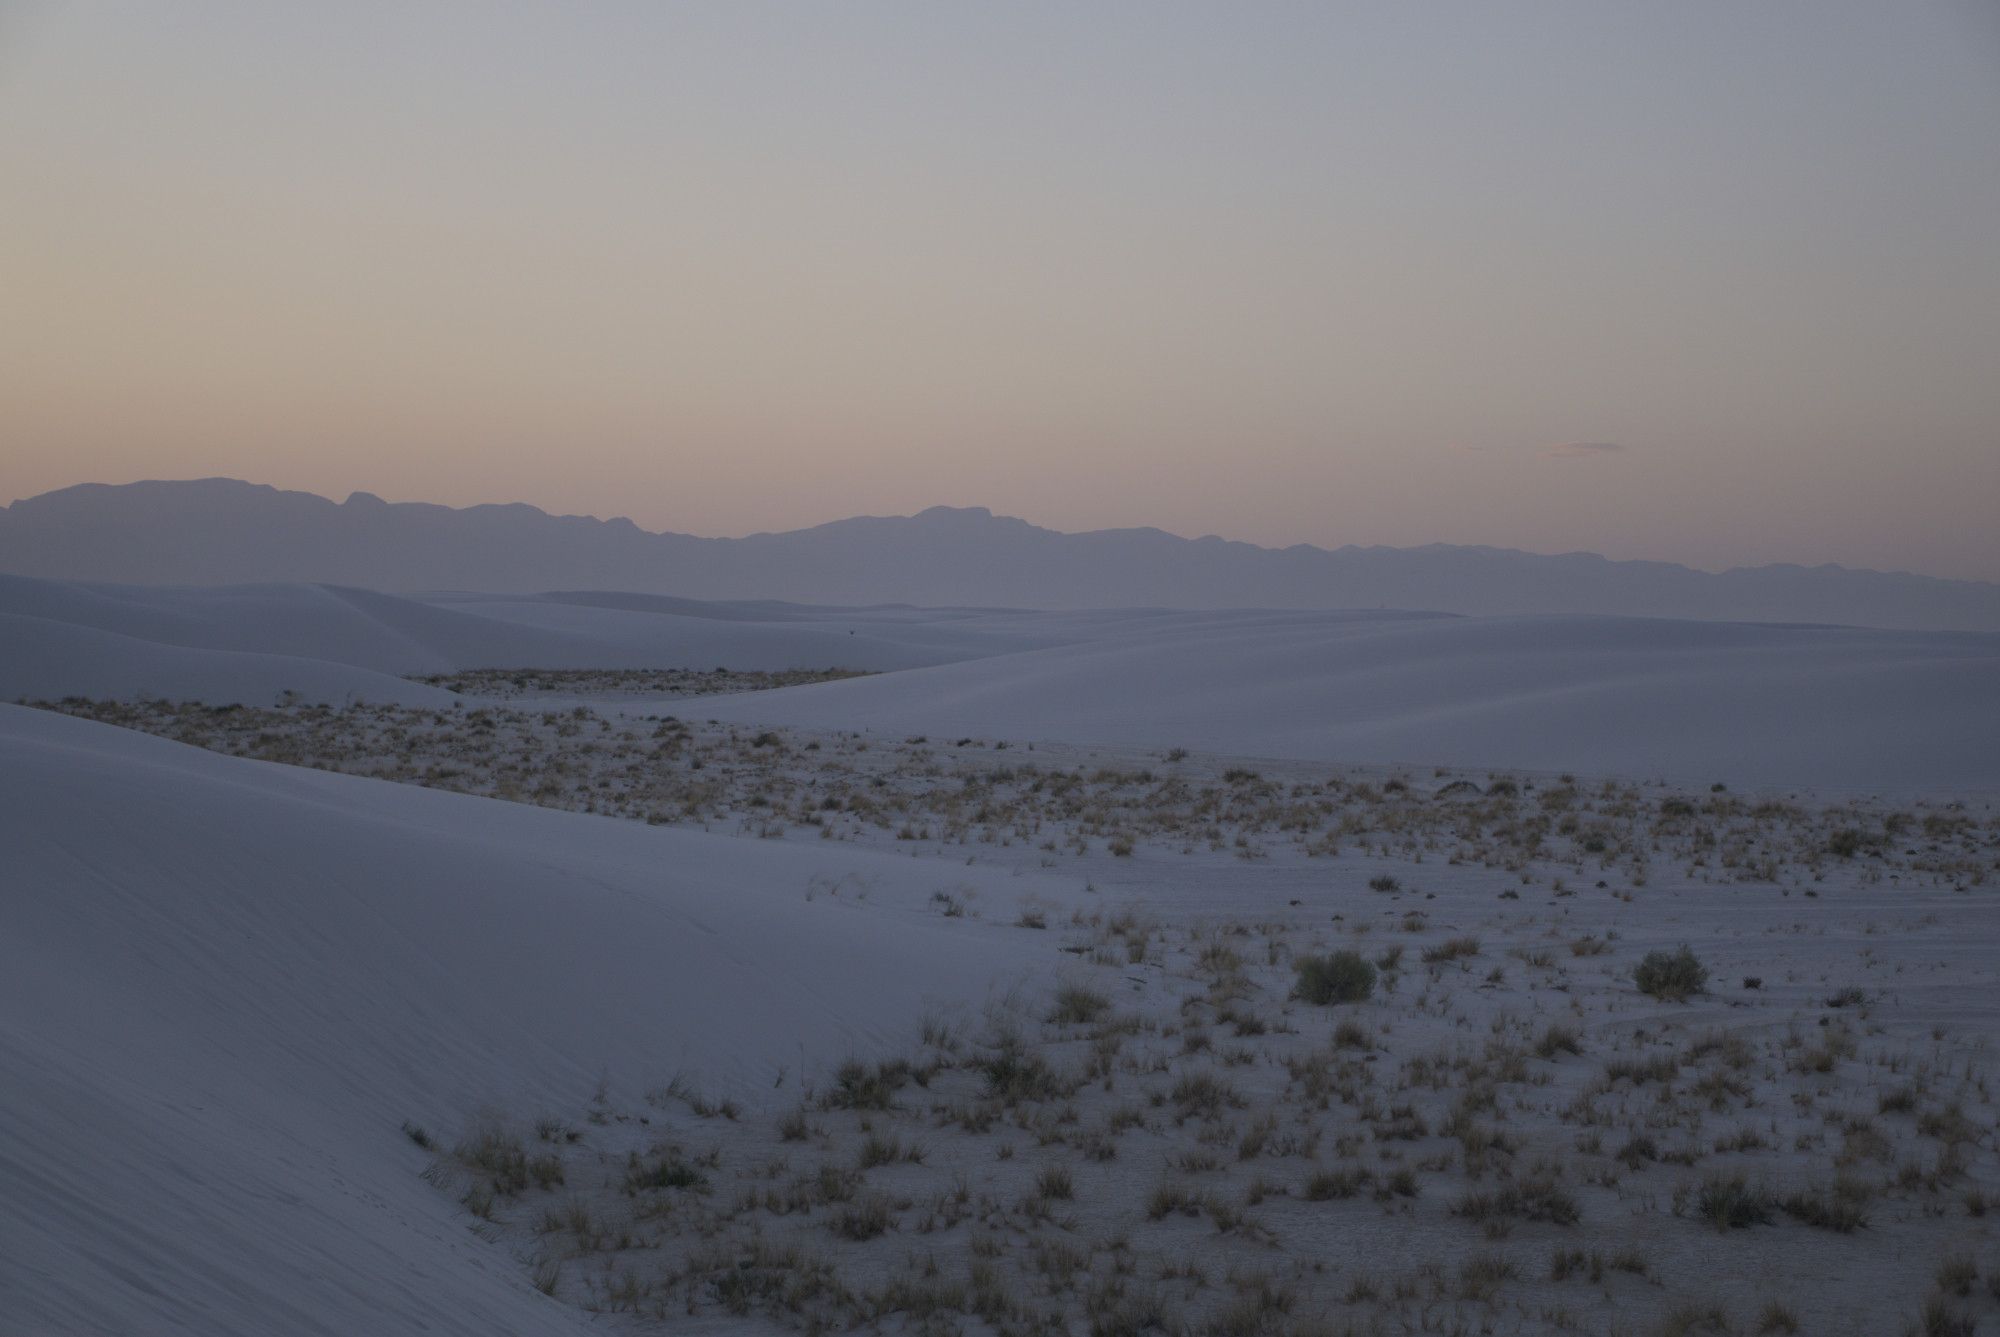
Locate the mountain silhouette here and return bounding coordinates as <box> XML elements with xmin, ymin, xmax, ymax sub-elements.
<box><xmin>4</xmin><ymin>478</ymin><xmax>1995</xmax><ymax>631</ymax></box>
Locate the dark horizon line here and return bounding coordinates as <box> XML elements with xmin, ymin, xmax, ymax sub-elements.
<box><xmin>7</xmin><ymin>474</ymin><xmax>1996</xmax><ymax>592</ymax></box>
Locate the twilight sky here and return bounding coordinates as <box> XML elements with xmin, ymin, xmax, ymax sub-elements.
<box><xmin>3</xmin><ymin>3</ymin><xmax>1997</xmax><ymax>580</ymax></box>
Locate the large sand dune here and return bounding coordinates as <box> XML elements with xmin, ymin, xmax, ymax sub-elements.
<box><xmin>0</xmin><ymin>574</ymin><xmax>1070</xmax><ymax>701</ymax></box>
<box><xmin>0</xmin><ymin>706</ymin><xmax>1078</xmax><ymax>1336</ymax></box>
<box><xmin>7</xmin><ymin>574</ymin><xmax>1995</xmax><ymax>790</ymax></box>
<box><xmin>0</xmin><ymin>612</ymin><xmax>458</xmax><ymax>707</ymax></box>
<box><xmin>695</xmin><ymin>609</ymin><xmax>2000</xmax><ymax>793</ymax></box>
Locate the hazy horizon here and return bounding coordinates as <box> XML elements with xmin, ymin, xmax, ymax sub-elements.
<box><xmin>4</xmin><ymin>3</ymin><xmax>1997</xmax><ymax>581</ymax></box>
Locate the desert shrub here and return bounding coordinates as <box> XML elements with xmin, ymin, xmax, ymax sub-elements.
<box><xmin>1303</xmin><ymin>1167</ymin><xmax>1371</xmax><ymax>1200</ymax></box>
<box><xmin>1035</xmin><ymin>1165</ymin><xmax>1075</xmax><ymax>1200</ymax></box>
<box><xmin>1332</xmin><ymin>1019</ymin><xmax>1372</xmax><ymax>1050</ymax></box>
<box><xmin>1456</xmin><ymin>1253</ymin><xmax>1515</xmax><ymax>1301</ymax></box>
<box><xmin>1293</xmin><ymin>951</ymin><xmax>1376</xmax><ymax>1005</ymax></box>
<box><xmin>1878</xmin><ymin>1085</ymin><xmax>1918</xmax><ymax>1114</ymax></box>
<box><xmin>1695</xmin><ymin>1174</ymin><xmax>1773</xmax><ymax>1229</ymax></box>
<box><xmin>1550</xmin><ymin>1248</ymin><xmax>1648</xmax><ymax>1283</ymax></box>
<box><xmin>983</xmin><ymin>1042</ymin><xmax>1068</xmax><ymax>1104</ymax></box>
<box><xmin>1635</xmin><ymin>946</ymin><xmax>1709</xmax><ymax>1001</ymax></box>
<box><xmin>1755</xmin><ymin>1301</ymin><xmax>1801</xmax><ymax>1333</ymax></box>
<box><xmin>1421</xmin><ymin>937</ymin><xmax>1480</xmax><ymax>964</ymax></box>
<box><xmin>625</xmin><ymin>1150</ymin><xmax>705</xmax><ymax>1192</ymax></box>
<box><xmin>1604</xmin><ymin>1052</ymin><xmax>1680</xmax><ymax>1085</ymax></box>
<box><xmin>527</xmin><ymin>1153</ymin><xmax>564</xmax><ymax>1190</ymax></box>
<box><xmin>1146</xmin><ymin>1181</ymin><xmax>1202</xmax><ymax>1219</ymax></box>
<box><xmin>833</xmin><ymin>1194</ymin><xmax>894</xmax><ymax>1240</ymax></box>
<box><xmin>1048</xmin><ymin>985</ymin><xmax>1111</xmax><ymax>1026</ymax></box>
<box><xmin>1453</xmin><ymin>1176</ymin><xmax>1580</xmax><ymax>1226</ymax></box>
<box><xmin>1377</xmin><ymin>1167</ymin><xmax>1420</xmax><ymax>1198</ymax></box>
<box><xmin>825</xmin><ymin>1058</ymin><xmax>912</xmax><ymax>1111</ymax></box>
<box><xmin>1660</xmin><ymin>1305</ymin><xmax>1736</xmax><ymax>1335</ymax></box>
<box><xmin>1780</xmin><ymin>1178</ymin><xmax>1871</xmax><ymax>1233</ymax></box>
<box><xmin>457</xmin><ymin>1126</ymin><xmax>529</xmax><ymax>1195</ymax></box>
<box><xmin>1169</xmin><ymin>1072</ymin><xmax>1239</xmax><ymax>1117</ymax></box>
<box><xmin>1935</xmin><ymin>1255</ymin><xmax>1977</xmax><ymax>1297</ymax></box>
<box><xmin>856</xmin><ymin>1133</ymin><xmax>910</xmax><ymax>1169</ymax></box>
<box><xmin>1914</xmin><ymin>1295</ymin><xmax>1977</xmax><ymax>1337</ymax></box>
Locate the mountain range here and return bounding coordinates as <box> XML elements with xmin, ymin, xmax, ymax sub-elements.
<box><xmin>4</xmin><ymin>477</ymin><xmax>1996</xmax><ymax>631</ymax></box>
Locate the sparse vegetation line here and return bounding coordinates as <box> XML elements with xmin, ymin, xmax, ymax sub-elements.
<box><xmin>411</xmin><ymin>665</ymin><xmax>876</xmax><ymax>700</ymax></box>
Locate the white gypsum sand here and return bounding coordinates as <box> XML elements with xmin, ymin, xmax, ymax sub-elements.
<box><xmin>3</xmin><ymin>580</ymin><xmax>1998</xmax><ymax>1335</ymax></box>
<box><xmin>7</xmin><ymin>574</ymin><xmax>1996</xmax><ymax>791</ymax></box>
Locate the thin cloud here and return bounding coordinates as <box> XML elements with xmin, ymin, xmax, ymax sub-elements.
<box><xmin>1543</xmin><ymin>441</ymin><xmax>1628</xmax><ymax>461</ymax></box>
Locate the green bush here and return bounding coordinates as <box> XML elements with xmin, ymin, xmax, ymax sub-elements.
<box><xmin>1294</xmin><ymin>951</ymin><xmax>1376</xmax><ymax>1005</ymax></box>
<box><xmin>1634</xmin><ymin>946</ymin><xmax>1709</xmax><ymax>1001</ymax></box>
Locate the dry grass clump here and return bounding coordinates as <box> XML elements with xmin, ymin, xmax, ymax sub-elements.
<box><xmin>1292</xmin><ymin>951</ymin><xmax>1375</xmax><ymax>1004</ymax></box>
<box><xmin>1302</xmin><ymin>1166</ymin><xmax>1372</xmax><ymax>1201</ymax></box>
<box><xmin>623</xmin><ymin>1149</ymin><xmax>705</xmax><ymax>1191</ymax></box>
<box><xmin>1420</xmin><ymin>936</ymin><xmax>1481</xmax><ymax>964</ymax></box>
<box><xmin>1453</xmin><ymin>1173</ymin><xmax>1581</xmax><ymax>1227</ymax></box>
<box><xmin>822</xmin><ymin>1058</ymin><xmax>916</xmax><ymax>1111</ymax></box>
<box><xmin>1690</xmin><ymin>1174</ymin><xmax>1775</xmax><ymax>1230</ymax></box>
<box><xmin>1910</xmin><ymin>1294</ymin><xmax>1978</xmax><ymax>1337</ymax></box>
<box><xmin>1550</xmin><ymin>1247</ymin><xmax>1648</xmax><ymax>1283</ymax></box>
<box><xmin>981</xmin><ymin>1039</ymin><xmax>1072</xmax><ymax>1105</ymax></box>
<box><xmin>1780</xmin><ymin>1177</ymin><xmax>1872</xmax><ymax>1232</ymax></box>
<box><xmin>1047</xmin><ymin>984</ymin><xmax>1112</xmax><ymax>1026</ymax></box>
<box><xmin>456</xmin><ymin>1124</ymin><xmax>530</xmax><ymax>1195</ymax></box>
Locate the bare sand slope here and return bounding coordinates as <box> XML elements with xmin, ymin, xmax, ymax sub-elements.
<box><xmin>0</xmin><ymin>705</ymin><xmax>1080</xmax><ymax>1336</ymax></box>
<box><xmin>0</xmin><ymin>573</ymin><xmax>1073</xmax><ymax>685</ymax></box>
<box><xmin>695</xmin><ymin>611</ymin><xmax>2000</xmax><ymax>792</ymax></box>
<box><xmin>0</xmin><ymin>612</ymin><xmax>458</xmax><ymax>707</ymax></box>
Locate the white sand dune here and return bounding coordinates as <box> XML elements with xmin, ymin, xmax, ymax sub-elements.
<box><xmin>5</xmin><ymin>582</ymin><xmax>1998</xmax><ymax>1332</ymax></box>
<box><xmin>0</xmin><ymin>575</ymin><xmax>536</xmax><ymax>674</ymax></box>
<box><xmin>7</xmin><ymin>572</ymin><xmax>1995</xmax><ymax>789</ymax></box>
<box><xmin>0</xmin><ymin>706</ymin><xmax>1079</xmax><ymax>1336</ymax></box>
<box><xmin>421</xmin><ymin>592</ymin><xmax>1078</xmax><ymax>671</ymax></box>
<box><xmin>694</xmin><ymin>610</ymin><xmax>2000</xmax><ymax>793</ymax></box>
<box><xmin>0</xmin><ymin>574</ymin><xmax>1068</xmax><ymax>686</ymax></box>
<box><xmin>0</xmin><ymin>612</ymin><xmax>458</xmax><ymax>707</ymax></box>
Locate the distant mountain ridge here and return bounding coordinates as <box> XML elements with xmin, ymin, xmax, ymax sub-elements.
<box><xmin>4</xmin><ymin>477</ymin><xmax>1997</xmax><ymax>631</ymax></box>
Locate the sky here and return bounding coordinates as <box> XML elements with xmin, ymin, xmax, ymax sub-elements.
<box><xmin>3</xmin><ymin>2</ymin><xmax>1997</xmax><ymax>580</ymax></box>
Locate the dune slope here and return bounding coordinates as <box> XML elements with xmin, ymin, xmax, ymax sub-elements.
<box><xmin>694</xmin><ymin>610</ymin><xmax>2000</xmax><ymax>792</ymax></box>
<box><xmin>0</xmin><ymin>573</ymin><xmax>1069</xmax><ymax>692</ymax></box>
<box><xmin>0</xmin><ymin>706</ymin><xmax>1076</xmax><ymax>1336</ymax></box>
